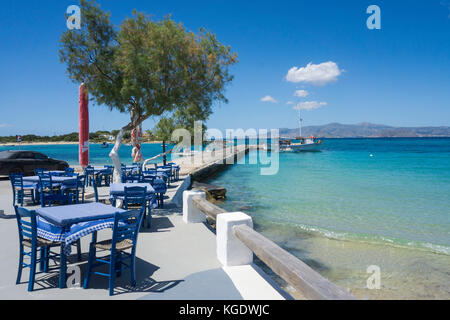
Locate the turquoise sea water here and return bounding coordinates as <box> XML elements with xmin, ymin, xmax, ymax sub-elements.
<box><xmin>0</xmin><ymin>143</ymin><xmax>173</xmax><ymax>166</ymax></box>
<box><xmin>206</xmin><ymin>138</ymin><xmax>450</xmax><ymax>299</ymax></box>
<box><xmin>1</xmin><ymin>139</ymin><xmax>449</xmax><ymax>298</ymax></box>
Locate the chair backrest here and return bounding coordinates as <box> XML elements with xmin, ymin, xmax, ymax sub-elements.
<box><xmin>64</xmin><ymin>173</ymin><xmax>82</xmax><ymax>188</ymax></box>
<box><xmin>9</xmin><ymin>173</ymin><xmax>24</xmax><ymax>190</ymax></box>
<box><xmin>77</xmin><ymin>175</ymin><xmax>86</xmax><ymax>188</ymax></box>
<box><xmin>123</xmin><ymin>173</ymin><xmax>142</xmax><ymax>183</ymax></box>
<box><xmin>84</xmin><ymin>167</ymin><xmax>94</xmax><ymax>175</ymax></box>
<box><xmin>111</xmin><ymin>210</ymin><xmax>144</xmax><ymax>250</ymax></box>
<box><xmin>123</xmin><ymin>186</ymin><xmax>147</xmax><ymax>209</ymax></box>
<box><xmin>104</xmin><ymin>166</ymin><xmax>114</xmax><ymax>173</ymax></box>
<box><xmin>34</xmin><ymin>168</ymin><xmax>45</xmax><ymax>176</ymax></box>
<box><xmin>38</xmin><ymin>173</ymin><xmax>53</xmax><ymax>193</ymax></box>
<box><xmin>141</xmin><ymin>175</ymin><xmax>155</xmax><ymax>185</ymax></box>
<box><xmin>14</xmin><ymin>206</ymin><xmax>37</xmax><ymax>246</ymax></box>
<box><xmin>132</xmin><ymin>163</ymin><xmax>143</xmax><ymax>172</ymax></box>
<box><xmin>64</xmin><ymin>168</ymin><xmax>75</xmax><ymax>176</ymax></box>
<box><xmin>153</xmin><ymin>178</ymin><xmax>167</xmax><ymax>194</ymax></box>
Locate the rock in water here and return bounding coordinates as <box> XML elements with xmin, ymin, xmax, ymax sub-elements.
<box><xmin>191</xmin><ymin>181</ymin><xmax>227</xmax><ymax>201</ymax></box>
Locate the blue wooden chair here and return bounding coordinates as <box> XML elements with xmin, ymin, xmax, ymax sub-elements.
<box><xmin>34</xmin><ymin>168</ymin><xmax>45</xmax><ymax>176</ymax></box>
<box><xmin>163</xmin><ymin>165</ymin><xmax>177</xmax><ymax>182</ymax></box>
<box><xmin>124</xmin><ymin>186</ymin><xmax>151</xmax><ymax>229</ymax></box>
<box><xmin>96</xmin><ymin>168</ymin><xmax>112</xmax><ymax>187</ymax></box>
<box><xmin>83</xmin><ymin>209</ymin><xmax>144</xmax><ymax>296</ymax></box>
<box><xmin>153</xmin><ymin>178</ymin><xmax>167</xmax><ymax>208</ymax></box>
<box><xmin>168</xmin><ymin>163</ymin><xmax>180</xmax><ymax>181</ymax></box>
<box><xmin>14</xmin><ymin>206</ymin><xmax>60</xmax><ymax>292</ymax></box>
<box><xmin>84</xmin><ymin>167</ymin><xmax>95</xmax><ymax>187</ymax></box>
<box><xmin>132</xmin><ymin>162</ymin><xmax>143</xmax><ymax>174</ymax></box>
<box><xmin>64</xmin><ymin>168</ymin><xmax>75</xmax><ymax>176</ymax></box>
<box><xmin>92</xmin><ymin>176</ymin><xmax>111</xmax><ymax>203</ymax></box>
<box><xmin>141</xmin><ymin>174</ymin><xmax>156</xmax><ymax>185</ymax></box>
<box><xmin>10</xmin><ymin>173</ymin><xmax>36</xmax><ymax>206</ymax></box>
<box><xmin>62</xmin><ymin>175</ymin><xmax>86</xmax><ymax>204</ymax></box>
<box><xmin>38</xmin><ymin>174</ymin><xmax>72</xmax><ymax>207</ymax></box>
<box><xmin>122</xmin><ymin>172</ymin><xmax>143</xmax><ymax>183</ymax></box>
<box><xmin>105</xmin><ymin>165</ymin><xmax>114</xmax><ymax>186</ymax></box>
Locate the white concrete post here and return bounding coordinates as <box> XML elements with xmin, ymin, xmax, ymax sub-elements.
<box><xmin>183</xmin><ymin>190</ymin><xmax>207</xmax><ymax>224</ymax></box>
<box><xmin>217</xmin><ymin>212</ymin><xmax>254</xmax><ymax>266</ymax></box>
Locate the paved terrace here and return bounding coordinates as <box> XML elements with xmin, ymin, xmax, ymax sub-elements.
<box><xmin>0</xmin><ymin>146</ymin><xmax>289</xmax><ymax>300</ymax></box>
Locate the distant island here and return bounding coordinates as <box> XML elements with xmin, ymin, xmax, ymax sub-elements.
<box><xmin>1</xmin><ymin>123</ymin><xmax>450</xmax><ymax>145</ymax></box>
<box><xmin>280</xmin><ymin>123</ymin><xmax>450</xmax><ymax>138</ymax></box>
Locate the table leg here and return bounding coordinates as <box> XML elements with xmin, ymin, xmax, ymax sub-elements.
<box><xmin>59</xmin><ymin>243</ymin><xmax>67</xmax><ymax>289</ymax></box>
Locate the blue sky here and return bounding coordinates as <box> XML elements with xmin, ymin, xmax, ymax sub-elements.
<box><xmin>0</xmin><ymin>0</ymin><xmax>449</xmax><ymax>136</ymax></box>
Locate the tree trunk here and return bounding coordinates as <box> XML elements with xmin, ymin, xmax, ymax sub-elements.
<box><xmin>109</xmin><ymin>128</ymin><xmax>125</xmax><ymax>183</ymax></box>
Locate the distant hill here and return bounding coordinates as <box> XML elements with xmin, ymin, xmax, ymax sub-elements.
<box><xmin>279</xmin><ymin>123</ymin><xmax>450</xmax><ymax>138</ymax></box>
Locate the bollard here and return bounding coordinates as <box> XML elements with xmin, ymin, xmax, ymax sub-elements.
<box><xmin>216</xmin><ymin>212</ymin><xmax>253</xmax><ymax>266</ymax></box>
<box><xmin>183</xmin><ymin>190</ymin><xmax>207</xmax><ymax>224</ymax></box>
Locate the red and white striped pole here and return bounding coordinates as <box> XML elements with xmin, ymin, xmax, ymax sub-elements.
<box><xmin>79</xmin><ymin>83</ymin><xmax>89</xmax><ymax>169</ymax></box>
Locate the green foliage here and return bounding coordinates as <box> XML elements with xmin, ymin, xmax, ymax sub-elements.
<box><xmin>123</xmin><ymin>131</ymin><xmax>131</xmax><ymax>140</ymax></box>
<box><xmin>144</xmin><ymin>129</ymin><xmax>156</xmax><ymax>141</ymax></box>
<box><xmin>0</xmin><ymin>131</ymin><xmax>120</xmax><ymax>144</ymax></box>
<box><xmin>59</xmin><ymin>0</ymin><xmax>124</xmax><ymax>111</ymax></box>
<box><xmin>153</xmin><ymin>118</ymin><xmax>177</xmax><ymax>142</ymax></box>
<box><xmin>59</xmin><ymin>0</ymin><xmax>237</xmax><ymax>131</ymax></box>
<box><xmin>0</xmin><ymin>133</ymin><xmax>79</xmax><ymax>143</ymax></box>
<box><xmin>110</xmin><ymin>130</ymin><xmax>120</xmax><ymax>137</ymax></box>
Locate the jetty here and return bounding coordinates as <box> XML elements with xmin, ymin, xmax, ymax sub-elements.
<box><xmin>0</xmin><ymin>144</ymin><xmax>355</xmax><ymax>300</ymax></box>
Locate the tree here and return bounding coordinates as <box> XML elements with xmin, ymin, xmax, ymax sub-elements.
<box><xmin>59</xmin><ymin>0</ymin><xmax>237</xmax><ymax>181</ymax></box>
<box><xmin>111</xmin><ymin>130</ymin><xmax>120</xmax><ymax>137</ymax></box>
<box><xmin>144</xmin><ymin>129</ymin><xmax>155</xmax><ymax>142</ymax></box>
<box><xmin>153</xmin><ymin>103</ymin><xmax>210</xmax><ymax>164</ymax></box>
<box><xmin>153</xmin><ymin>118</ymin><xmax>177</xmax><ymax>165</ymax></box>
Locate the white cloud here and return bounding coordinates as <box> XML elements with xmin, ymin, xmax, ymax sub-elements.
<box><xmin>293</xmin><ymin>101</ymin><xmax>327</xmax><ymax>111</ymax></box>
<box><xmin>294</xmin><ymin>90</ymin><xmax>309</xmax><ymax>98</ymax></box>
<box><xmin>260</xmin><ymin>95</ymin><xmax>278</xmax><ymax>103</ymax></box>
<box><xmin>286</xmin><ymin>101</ymin><xmax>294</xmax><ymax>105</ymax></box>
<box><xmin>0</xmin><ymin>124</ymin><xmax>11</xmax><ymax>128</ymax></box>
<box><xmin>286</xmin><ymin>61</ymin><xmax>342</xmax><ymax>86</ymax></box>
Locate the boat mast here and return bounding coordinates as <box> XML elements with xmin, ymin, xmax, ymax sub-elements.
<box><xmin>298</xmin><ymin>108</ymin><xmax>303</xmax><ymax>138</ymax></box>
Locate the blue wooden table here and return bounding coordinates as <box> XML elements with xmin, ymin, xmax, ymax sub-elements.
<box><xmin>23</xmin><ymin>176</ymin><xmax>77</xmax><ymax>185</ymax></box>
<box><xmin>110</xmin><ymin>183</ymin><xmax>155</xmax><ymax>196</ymax></box>
<box><xmin>35</xmin><ymin>203</ymin><xmax>125</xmax><ymax>289</ymax></box>
<box><xmin>44</xmin><ymin>170</ymin><xmax>66</xmax><ymax>176</ymax></box>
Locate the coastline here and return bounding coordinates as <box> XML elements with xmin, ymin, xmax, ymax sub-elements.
<box><xmin>1</xmin><ymin>137</ymin><xmax>448</xmax><ymax>147</ymax></box>
<box><xmin>0</xmin><ymin>141</ymin><xmax>163</xmax><ymax>147</ymax></box>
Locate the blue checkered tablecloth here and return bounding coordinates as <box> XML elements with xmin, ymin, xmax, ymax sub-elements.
<box><xmin>35</xmin><ymin>203</ymin><xmax>126</xmax><ymax>255</ymax></box>
<box><xmin>37</xmin><ymin>217</ymin><xmax>116</xmax><ymax>255</ymax></box>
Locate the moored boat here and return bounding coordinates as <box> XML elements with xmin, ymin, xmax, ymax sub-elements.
<box><xmin>280</xmin><ymin>137</ymin><xmax>323</xmax><ymax>152</ymax></box>
<box><xmin>279</xmin><ymin>102</ymin><xmax>324</xmax><ymax>152</ymax></box>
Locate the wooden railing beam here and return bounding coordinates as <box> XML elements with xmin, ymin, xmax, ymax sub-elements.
<box><xmin>233</xmin><ymin>224</ymin><xmax>356</xmax><ymax>300</ymax></box>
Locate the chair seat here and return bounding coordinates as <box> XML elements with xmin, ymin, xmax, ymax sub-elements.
<box><xmin>94</xmin><ymin>239</ymin><xmax>133</xmax><ymax>251</ymax></box>
<box><xmin>22</xmin><ymin>238</ymin><xmax>59</xmax><ymax>248</ymax></box>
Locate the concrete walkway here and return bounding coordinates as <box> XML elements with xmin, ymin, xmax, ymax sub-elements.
<box><xmin>0</xmin><ymin>168</ymin><xmax>287</xmax><ymax>299</ymax></box>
